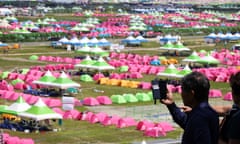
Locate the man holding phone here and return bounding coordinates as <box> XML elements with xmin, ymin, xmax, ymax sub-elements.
<box><xmin>161</xmin><ymin>72</ymin><xmax>219</xmax><ymax>144</ymax></box>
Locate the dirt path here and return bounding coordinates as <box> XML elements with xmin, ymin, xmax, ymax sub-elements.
<box><xmin>0</xmin><ymin>57</ymin><xmax>45</xmax><ymax>63</ymax></box>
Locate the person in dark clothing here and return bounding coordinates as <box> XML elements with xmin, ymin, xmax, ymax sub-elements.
<box><xmin>161</xmin><ymin>72</ymin><xmax>219</xmax><ymax>144</ymax></box>
<box><xmin>216</xmin><ymin>72</ymin><xmax>240</xmax><ymax>144</ymax></box>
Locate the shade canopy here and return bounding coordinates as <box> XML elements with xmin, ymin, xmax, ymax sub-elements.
<box><xmin>33</xmin><ymin>71</ymin><xmax>80</xmax><ymax>89</ymax></box>
<box><xmin>18</xmin><ymin>98</ymin><xmax>62</xmax><ymax>121</ymax></box>
<box><xmin>0</xmin><ymin>96</ymin><xmax>31</xmax><ymax>115</ymax></box>
<box><xmin>196</xmin><ymin>53</ymin><xmax>220</xmax><ymax>65</ymax></box>
<box><xmin>182</xmin><ymin>51</ymin><xmax>201</xmax><ymax>62</ymax></box>
<box><xmin>157</xmin><ymin>64</ymin><xmax>179</xmax><ymax>77</ymax></box>
<box><xmin>33</xmin><ymin>71</ymin><xmax>57</xmax><ymax>86</ymax></box>
<box><xmin>50</xmin><ymin>72</ymin><xmax>80</xmax><ymax>89</ymax></box>
<box><xmin>174</xmin><ymin>65</ymin><xmax>192</xmax><ymax>78</ymax></box>
<box><xmin>74</xmin><ymin>57</ymin><xmax>115</xmax><ymax>71</ymax></box>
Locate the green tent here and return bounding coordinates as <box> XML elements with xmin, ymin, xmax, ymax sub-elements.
<box><xmin>159</xmin><ymin>56</ymin><xmax>167</xmax><ymax>61</ymax></box>
<box><xmin>118</xmin><ymin>66</ymin><xmax>129</xmax><ymax>72</ymax></box>
<box><xmin>0</xmin><ymin>71</ymin><xmax>10</xmax><ymax>79</ymax></box>
<box><xmin>11</xmin><ymin>78</ymin><xmax>24</xmax><ymax>85</ymax></box>
<box><xmin>29</xmin><ymin>55</ymin><xmax>39</xmax><ymax>60</ymax></box>
<box><xmin>110</xmin><ymin>95</ymin><xmax>126</xmax><ymax>104</ymax></box>
<box><xmin>80</xmin><ymin>74</ymin><xmax>93</xmax><ymax>82</ymax></box>
<box><xmin>147</xmin><ymin>92</ymin><xmax>153</xmax><ymax>100</ymax></box>
<box><xmin>122</xmin><ymin>93</ymin><xmax>138</xmax><ymax>103</ymax></box>
<box><xmin>135</xmin><ymin>93</ymin><xmax>151</xmax><ymax>102</ymax></box>
<box><xmin>20</xmin><ymin>68</ymin><xmax>29</xmax><ymax>74</ymax></box>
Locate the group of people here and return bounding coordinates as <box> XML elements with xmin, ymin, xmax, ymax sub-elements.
<box><xmin>161</xmin><ymin>71</ymin><xmax>240</xmax><ymax>144</ymax></box>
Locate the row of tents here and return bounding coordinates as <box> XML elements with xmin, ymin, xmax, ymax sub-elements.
<box><xmin>0</xmin><ymin>96</ymin><xmax>62</xmax><ymax>121</ymax></box>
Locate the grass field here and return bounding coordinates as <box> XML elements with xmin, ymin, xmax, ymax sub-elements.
<box><xmin>0</xmin><ymin>34</ymin><xmax>235</xmax><ymax>144</ymax></box>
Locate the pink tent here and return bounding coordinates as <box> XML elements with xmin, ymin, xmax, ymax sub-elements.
<box><xmin>5</xmin><ymin>136</ymin><xmax>21</xmax><ymax>144</ymax></box>
<box><xmin>6</xmin><ymin>84</ymin><xmax>14</xmax><ymax>91</ymax></box>
<box><xmin>96</xmin><ymin>96</ymin><xmax>112</xmax><ymax>105</ymax></box>
<box><xmin>175</xmin><ymin>85</ymin><xmax>182</xmax><ymax>93</ymax></box>
<box><xmin>39</xmin><ymin>55</ymin><xmax>47</xmax><ymax>61</ymax></box>
<box><xmin>0</xmin><ymin>90</ymin><xmax>5</xmax><ymax>96</ymax></box>
<box><xmin>7</xmin><ymin>73</ymin><xmax>18</xmax><ymax>80</ymax></box>
<box><xmin>22</xmin><ymin>94</ymin><xmax>32</xmax><ymax>102</ymax></box>
<box><xmin>46</xmin><ymin>99</ymin><xmax>62</xmax><ymax>107</ymax></box>
<box><xmin>14</xmin><ymin>83</ymin><xmax>27</xmax><ymax>90</ymax></box>
<box><xmin>136</xmin><ymin>120</ymin><xmax>155</xmax><ymax>131</ymax></box>
<box><xmin>167</xmin><ymin>85</ymin><xmax>176</xmax><ymax>93</ymax></box>
<box><xmin>95</xmin><ymin>112</ymin><xmax>108</xmax><ymax>122</ymax></box>
<box><xmin>17</xmin><ymin>74</ymin><xmax>26</xmax><ymax>80</ymax></box>
<box><xmin>19</xmin><ymin>138</ymin><xmax>35</xmax><ymax>144</ymax></box>
<box><xmin>223</xmin><ymin>92</ymin><xmax>232</xmax><ymax>101</ymax></box>
<box><xmin>3</xmin><ymin>133</ymin><xmax>9</xmax><ymax>141</ymax></box>
<box><xmin>55</xmin><ymin>57</ymin><xmax>63</xmax><ymax>63</ymax></box>
<box><xmin>144</xmin><ymin>127</ymin><xmax>166</xmax><ymax>137</ymax></box>
<box><xmin>140</xmin><ymin>82</ymin><xmax>151</xmax><ymax>90</ymax></box>
<box><xmin>89</xmin><ymin>114</ymin><xmax>100</xmax><ymax>124</ymax></box>
<box><xmin>215</xmin><ymin>75</ymin><xmax>228</xmax><ymax>82</ymax></box>
<box><xmin>52</xmin><ymin>107</ymin><xmax>65</xmax><ymax>115</ymax></box>
<box><xmin>63</xmin><ymin>109</ymin><xmax>81</xmax><ymax>119</ymax></box>
<box><xmin>101</xmin><ymin>115</ymin><xmax>121</xmax><ymax>126</ymax></box>
<box><xmin>109</xmin><ymin>52</ymin><xmax>118</xmax><ymax>58</ymax></box>
<box><xmin>83</xmin><ymin>97</ymin><xmax>100</xmax><ymax>106</ymax></box>
<box><xmin>2</xmin><ymin>91</ymin><xmax>14</xmax><ymax>99</ymax></box>
<box><xmin>3</xmin><ymin>133</ymin><xmax>34</xmax><ymax>143</ymax></box>
<box><xmin>26</xmin><ymin>96</ymin><xmax>39</xmax><ymax>105</ymax></box>
<box><xmin>81</xmin><ymin>111</ymin><xmax>94</xmax><ymax>121</ymax></box>
<box><xmin>8</xmin><ymin>93</ymin><xmax>20</xmax><ymax>101</ymax></box>
<box><xmin>89</xmin><ymin>113</ymin><xmax>108</xmax><ymax>123</ymax></box>
<box><xmin>101</xmin><ymin>116</ymin><xmax>112</xmax><ymax>126</ymax></box>
<box><xmin>40</xmin><ymin>97</ymin><xmax>51</xmax><ymax>105</ymax></box>
<box><xmin>93</xmin><ymin>73</ymin><xmax>105</xmax><ymax>81</ymax></box>
<box><xmin>116</xmin><ymin>117</ymin><xmax>137</xmax><ymax>128</ymax></box>
<box><xmin>209</xmin><ymin>89</ymin><xmax>222</xmax><ymax>98</ymax></box>
<box><xmin>74</xmin><ymin>98</ymin><xmax>82</xmax><ymax>106</ymax></box>
<box><xmin>156</xmin><ymin>122</ymin><xmax>175</xmax><ymax>132</ymax></box>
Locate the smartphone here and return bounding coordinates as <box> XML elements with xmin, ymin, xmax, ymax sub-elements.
<box><xmin>159</xmin><ymin>80</ymin><xmax>167</xmax><ymax>100</ymax></box>
<box><xmin>151</xmin><ymin>79</ymin><xmax>161</xmax><ymax>104</ymax></box>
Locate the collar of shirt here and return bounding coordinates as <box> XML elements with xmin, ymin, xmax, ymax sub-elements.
<box><xmin>188</xmin><ymin>102</ymin><xmax>209</xmax><ymax>115</ymax></box>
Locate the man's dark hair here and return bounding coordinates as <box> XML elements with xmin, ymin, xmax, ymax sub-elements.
<box><xmin>181</xmin><ymin>71</ymin><xmax>210</xmax><ymax>102</ymax></box>
<box><xmin>230</xmin><ymin>72</ymin><xmax>240</xmax><ymax>96</ymax></box>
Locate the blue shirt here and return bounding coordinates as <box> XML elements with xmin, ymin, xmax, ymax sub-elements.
<box><xmin>167</xmin><ymin>102</ymin><xmax>219</xmax><ymax>144</ymax></box>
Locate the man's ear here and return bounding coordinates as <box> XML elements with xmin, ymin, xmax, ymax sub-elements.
<box><xmin>189</xmin><ymin>90</ymin><xmax>195</xmax><ymax>100</ymax></box>
<box><xmin>191</xmin><ymin>90</ymin><xmax>195</xmax><ymax>96</ymax></box>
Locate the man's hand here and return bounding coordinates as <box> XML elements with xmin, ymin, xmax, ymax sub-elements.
<box><xmin>180</xmin><ymin>106</ymin><xmax>192</xmax><ymax>113</ymax></box>
<box><xmin>161</xmin><ymin>91</ymin><xmax>174</xmax><ymax>105</ymax></box>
